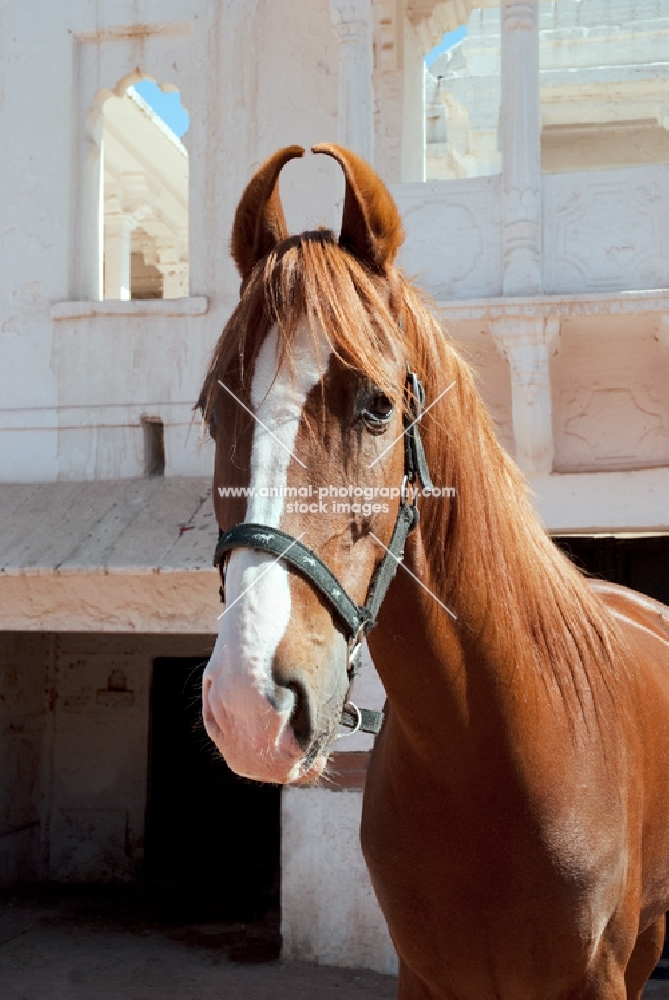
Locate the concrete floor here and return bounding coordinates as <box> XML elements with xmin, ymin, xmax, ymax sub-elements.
<box><xmin>0</xmin><ymin>887</ymin><xmax>666</xmax><ymax>999</ymax></box>
<box><xmin>0</xmin><ymin>886</ymin><xmax>397</xmax><ymax>999</ymax></box>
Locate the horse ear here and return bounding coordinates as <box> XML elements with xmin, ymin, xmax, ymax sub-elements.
<box><xmin>231</xmin><ymin>145</ymin><xmax>305</xmax><ymax>283</ymax></box>
<box><xmin>312</xmin><ymin>143</ymin><xmax>404</xmax><ymax>273</ymax></box>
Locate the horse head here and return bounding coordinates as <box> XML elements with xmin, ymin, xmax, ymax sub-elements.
<box><xmin>200</xmin><ymin>144</ymin><xmax>415</xmax><ymax>784</ymax></box>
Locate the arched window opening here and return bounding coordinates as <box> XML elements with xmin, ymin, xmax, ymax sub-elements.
<box><xmin>101</xmin><ymin>79</ymin><xmax>189</xmax><ymax>300</ymax></box>
<box><xmin>425</xmin><ymin>14</ymin><xmax>501</xmax><ymax>181</ymax></box>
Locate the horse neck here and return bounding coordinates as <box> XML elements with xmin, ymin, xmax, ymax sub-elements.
<box><xmin>367</xmin><ymin>311</ymin><xmax>618</xmax><ymax>777</ymax></box>
<box><xmin>369</xmin><ymin>527</ymin><xmax>553</xmax><ymax>775</ymax></box>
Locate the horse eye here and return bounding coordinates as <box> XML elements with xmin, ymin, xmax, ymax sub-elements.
<box><xmin>363</xmin><ymin>393</ymin><xmax>394</xmax><ymax>428</ymax></box>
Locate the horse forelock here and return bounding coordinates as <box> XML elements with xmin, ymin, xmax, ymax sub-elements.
<box><xmin>199</xmin><ymin>231</ymin><xmax>408</xmax><ymax>430</ymax></box>
<box><xmin>199</xmin><ymin>230</ymin><xmax>629</xmax><ymax>731</ymax></box>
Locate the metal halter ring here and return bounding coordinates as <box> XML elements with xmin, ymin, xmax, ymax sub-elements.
<box><xmin>337</xmin><ymin>701</ymin><xmax>362</xmax><ymax>738</ymax></box>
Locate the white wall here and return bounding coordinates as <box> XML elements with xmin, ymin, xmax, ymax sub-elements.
<box><xmin>281</xmin><ymin>644</ymin><xmax>397</xmax><ymax>972</ymax></box>
<box><xmin>0</xmin><ymin>0</ymin><xmax>341</xmax><ymax>483</ymax></box>
<box><xmin>392</xmin><ymin>177</ymin><xmax>503</xmax><ymax>300</ymax></box>
<box><xmin>551</xmin><ymin>316</ymin><xmax>669</xmax><ymax>473</ymax></box>
<box><xmin>282</xmin><ymin>785</ymin><xmax>398</xmax><ymax>975</ymax></box>
<box><xmin>542</xmin><ymin>165</ymin><xmax>669</xmax><ymax>294</ymax></box>
<box><xmin>427</xmin><ymin>0</ymin><xmax>669</xmax><ymax>179</ymax></box>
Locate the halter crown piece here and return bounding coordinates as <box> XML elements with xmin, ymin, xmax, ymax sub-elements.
<box><xmin>213</xmin><ymin>367</ymin><xmax>432</xmax><ymax>737</ymax></box>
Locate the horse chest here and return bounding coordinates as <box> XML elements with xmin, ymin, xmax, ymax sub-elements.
<box><xmin>361</xmin><ymin>743</ymin><xmax>629</xmax><ymax>995</ymax></box>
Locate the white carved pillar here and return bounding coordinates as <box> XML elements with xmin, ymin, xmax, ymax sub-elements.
<box><xmin>491</xmin><ymin>318</ymin><xmax>560</xmax><ymax>474</ymax></box>
<box><xmin>78</xmin><ymin>119</ymin><xmax>104</xmax><ymax>300</ymax></box>
<box><xmin>402</xmin><ymin>18</ymin><xmax>426</xmax><ymax>182</ymax></box>
<box><xmin>330</xmin><ymin>0</ymin><xmax>374</xmax><ymax>162</ymax></box>
<box><xmin>500</xmin><ymin>0</ymin><xmax>542</xmax><ymax>295</ymax></box>
<box><xmin>103</xmin><ymin>213</ymin><xmax>132</xmax><ymax>300</ymax></box>
<box><xmin>104</xmin><ymin>169</ymin><xmax>155</xmax><ymax>299</ymax></box>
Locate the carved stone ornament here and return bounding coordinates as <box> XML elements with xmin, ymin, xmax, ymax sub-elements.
<box><xmin>330</xmin><ymin>0</ymin><xmax>372</xmax><ymax>28</ymax></box>
<box><xmin>491</xmin><ymin>318</ymin><xmax>560</xmax><ymax>474</ymax></box>
<box><xmin>502</xmin><ymin>1</ymin><xmax>536</xmax><ymax>33</ymax></box>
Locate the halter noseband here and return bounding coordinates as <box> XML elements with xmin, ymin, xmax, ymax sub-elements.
<box><xmin>213</xmin><ymin>367</ymin><xmax>433</xmax><ymax>737</ymax></box>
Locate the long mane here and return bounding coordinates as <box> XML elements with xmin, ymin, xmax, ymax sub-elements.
<box><xmin>200</xmin><ymin>231</ymin><xmax>627</xmax><ymax>724</ymax></box>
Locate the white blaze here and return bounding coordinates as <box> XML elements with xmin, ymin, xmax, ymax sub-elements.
<box><xmin>204</xmin><ymin>320</ymin><xmax>329</xmax><ymax>770</ymax></box>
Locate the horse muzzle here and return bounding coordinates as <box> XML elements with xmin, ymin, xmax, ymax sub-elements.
<box><xmin>201</xmin><ymin>665</ymin><xmax>335</xmax><ymax>784</ymax></box>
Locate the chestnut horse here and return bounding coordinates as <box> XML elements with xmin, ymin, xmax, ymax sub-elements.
<box><xmin>199</xmin><ymin>144</ymin><xmax>669</xmax><ymax>999</ymax></box>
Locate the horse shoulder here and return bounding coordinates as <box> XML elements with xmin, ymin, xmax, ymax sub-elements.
<box><xmin>591</xmin><ymin>579</ymin><xmax>669</xmax><ymax>647</ymax></box>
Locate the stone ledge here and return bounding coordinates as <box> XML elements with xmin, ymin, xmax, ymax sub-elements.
<box><xmin>437</xmin><ymin>289</ymin><xmax>669</xmax><ymax>326</ymax></box>
<box><xmin>0</xmin><ymin>569</ymin><xmax>218</xmax><ymax>633</ymax></box>
<box><xmin>530</xmin><ymin>468</ymin><xmax>669</xmax><ymax>534</ymax></box>
<box><xmin>50</xmin><ymin>297</ymin><xmax>209</xmax><ymax>320</ymax></box>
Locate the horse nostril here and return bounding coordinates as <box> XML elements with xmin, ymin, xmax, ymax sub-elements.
<box><xmin>266</xmin><ymin>683</ymin><xmax>296</xmax><ymax>717</ymax></box>
<box><xmin>286</xmin><ymin>679</ymin><xmax>314</xmax><ymax>750</ymax></box>
<box><xmin>265</xmin><ymin>676</ymin><xmax>315</xmax><ymax>749</ymax></box>
<box><xmin>268</xmin><ymin>678</ymin><xmax>313</xmax><ymax>750</ymax></box>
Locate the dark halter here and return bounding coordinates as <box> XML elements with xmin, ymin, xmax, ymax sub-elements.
<box><xmin>213</xmin><ymin>368</ymin><xmax>433</xmax><ymax>737</ymax></box>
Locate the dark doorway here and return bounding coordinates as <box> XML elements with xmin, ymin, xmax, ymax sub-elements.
<box><xmin>144</xmin><ymin>657</ymin><xmax>280</xmax><ymax>922</ymax></box>
<box><xmin>554</xmin><ymin>534</ymin><xmax>669</xmax><ymax>607</ymax></box>
<box><xmin>554</xmin><ymin>533</ymin><xmax>669</xmax><ymax>979</ymax></box>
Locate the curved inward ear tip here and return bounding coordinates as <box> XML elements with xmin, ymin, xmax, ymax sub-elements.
<box><xmin>311</xmin><ymin>142</ymin><xmax>365</xmax><ymax>167</ymax></box>
<box><xmin>230</xmin><ymin>145</ymin><xmax>306</xmax><ymax>282</ymax></box>
<box><xmin>279</xmin><ymin>144</ymin><xmax>307</xmax><ymax>160</ymax></box>
<box><xmin>310</xmin><ymin>142</ymin><xmax>404</xmax><ymax>272</ymax></box>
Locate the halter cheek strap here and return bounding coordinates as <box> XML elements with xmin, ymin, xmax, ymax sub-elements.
<box><xmin>404</xmin><ymin>369</ymin><xmax>433</xmax><ymax>493</ymax></box>
<box><xmin>214</xmin><ymin>523</ymin><xmax>376</xmax><ymax>639</ymax></box>
<box><xmin>212</xmin><ymin>368</ymin><xmax>432</xmax><ymax>737</ymax></box>
<box><xmin>214</xmin><ymin>498</ymin><xmax>416</xmax><ymax>639</ymax></box>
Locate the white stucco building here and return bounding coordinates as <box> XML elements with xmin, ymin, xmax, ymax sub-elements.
<box><xmin>0</xmin><ymin>0</ymin><xmax>667</xmax><ymax>977</ymax></box>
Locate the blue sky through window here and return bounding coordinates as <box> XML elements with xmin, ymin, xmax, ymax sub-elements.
<box><xmin>425</xmin><ymin>26</ymin><xmax>466</xmax><ymax>66</ymax></box>
<box><xmin>132</xmin><ymin>80</ymin><xmax>189</xmax><ymax>137</ymax></box>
